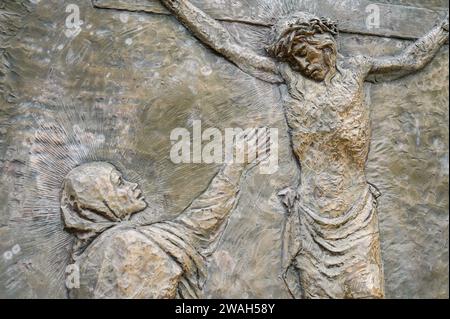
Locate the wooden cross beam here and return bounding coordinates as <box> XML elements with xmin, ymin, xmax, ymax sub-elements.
<box><xmin>92</xmin><ymin>0</ymin><xmax>447</xmax><ymax>41</ymax></box>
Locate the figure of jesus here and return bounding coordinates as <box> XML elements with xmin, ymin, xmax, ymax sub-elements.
<box><xmin>157</xmin><ymin>0</ymin><xmax>449</xmax><ymax>298</ymax></box>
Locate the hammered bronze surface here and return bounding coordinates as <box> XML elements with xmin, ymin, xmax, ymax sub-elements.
<box><xmin>0</xmin><ymin>0</ymin><xmax>448</xmax><ymax>299</ymax></box>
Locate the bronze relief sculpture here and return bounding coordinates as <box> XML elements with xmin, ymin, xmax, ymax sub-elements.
<box><xmin>1</xmin><ymin>0</ymin><xmax>448</xmax><ymax>300</ymax></box>
<box><xmin>156</xmin><ymin>0</ymin><xmax>449</xmax><ymax>299</ymax></box>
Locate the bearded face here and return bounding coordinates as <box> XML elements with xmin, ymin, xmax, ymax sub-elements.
<box><xmin>287</xmin><ymin>33</ymin><xmax>337</xmax><ymax>82</ymax></box>
<box><xmin>267</xmin><ymin>15</ymin><xmax>338</xmax><ymax>82</ymax></box>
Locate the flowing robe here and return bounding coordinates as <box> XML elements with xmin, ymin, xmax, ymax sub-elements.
<box><xmin>68</xmin><ymin>166</ymin><xmax>241</xmax><ymax>299</ymax></box>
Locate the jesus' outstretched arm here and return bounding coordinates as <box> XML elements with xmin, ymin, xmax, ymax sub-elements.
<box><xmin>158</xmin><ymin>0</ymin><xmax>283</xmax><ymax>83</ymax></box>
<box><xmin>364</xmin><ymin>15</ymin><xmax>448</xmax><ymax>81</ymax></box>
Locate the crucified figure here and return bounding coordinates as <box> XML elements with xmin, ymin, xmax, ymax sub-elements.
<box><xmin>158</xmin><ymin>0</ymin><xmax>449</xmax><ymax>298</ymax></box>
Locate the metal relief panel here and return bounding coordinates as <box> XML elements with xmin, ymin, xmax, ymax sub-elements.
<box><xmin>0</xmin><ymin>0</ymin><xmax>448</xmax><ymax>299</ymax></box>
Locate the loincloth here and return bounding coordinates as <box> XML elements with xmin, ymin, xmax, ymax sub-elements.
<box><xmin>280</xmin><ymin>185</ymin><xmax>385</xmax><ymax>299</ymax></box>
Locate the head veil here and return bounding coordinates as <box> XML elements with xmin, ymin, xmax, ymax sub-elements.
<box><xmin>61</xmin><ymin>162</ymin><xmax>128</xmax><ymax>259</ymax></box>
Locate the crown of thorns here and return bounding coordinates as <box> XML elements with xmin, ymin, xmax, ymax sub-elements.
<box><xmin>268</xmin><ymin>17</ymin><xmax>338</xmax><ymax>58</ymax></box>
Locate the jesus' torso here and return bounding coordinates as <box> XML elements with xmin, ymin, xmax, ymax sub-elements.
<box><xmin>279</xmin><ymin>57</ymin><xmax>372</xmax><ymax>217</ymax></box>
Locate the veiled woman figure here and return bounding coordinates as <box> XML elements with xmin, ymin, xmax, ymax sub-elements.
<box><xmin>156</xmin><ymin>0</ymin><xmax>449</xmax><ymax>298</ymax></box>
<box><xmin>61</xmin><ymin>133</ymin><xmax>266</xmax><ymax>298</ymax></box>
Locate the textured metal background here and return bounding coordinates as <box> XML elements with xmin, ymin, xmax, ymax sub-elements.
<box><xmin>0</xmin><ymin>0</ymin><xmax>448</xmax><ymax>298</ymax></box>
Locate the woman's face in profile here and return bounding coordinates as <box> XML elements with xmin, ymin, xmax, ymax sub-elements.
<box><xmin>106</xmin><ymin>168</ymin><xmax>147</xmax><ymax>218</ymax></box>
<box><xmin>64</xmin><ymin>162</ymin><xmax>148</xmax><ymax>220</ymax></box>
